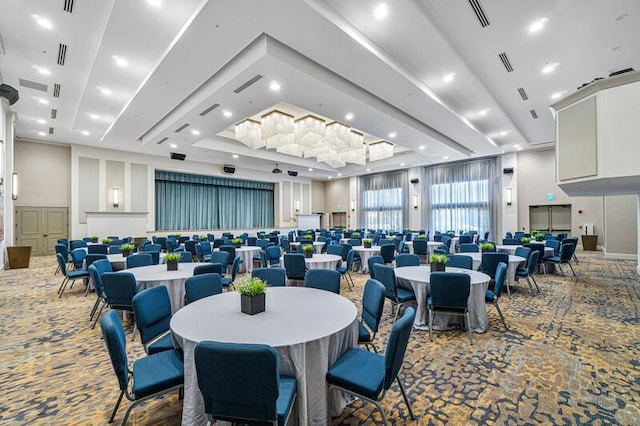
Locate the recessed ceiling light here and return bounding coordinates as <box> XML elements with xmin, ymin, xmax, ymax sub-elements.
<box><xmin>337</xmin><ymin>173</ymin><xmax>342</xmax><ymax>177</ymax></box>
<box><xmin>38</xmin><ymin>98</ymin><xmax>49</xmax><ymax>105</ymax></box>
<box><xmin>191</xmin><ymin>129</ymin><xmax>200</xmax><ymax>136</ymax></box>
<box><xmin>443</xmin><ymin>156</ymin><xmax>449</xmax><ymax>160</ymax></box>
<box><xmin>374</xmin><ymin>3</ymin><xmax>388</xmax><ymax>20</ymax></box>
<box><xmin>308</xmin><ymin>168</ymin><xmax>313</xmax><ymax>171</ymax></box>
<box><xmin>147</xmin><ymin>0</ymin><xmax>162</xmax><ymax>7</ymax></box>
<box><xmin>388</xmin><ymin>132</ymin><xmax>397</xmax><ymax>138</ymax></box>
<box><xmin>542</xmin><ymin>62</ymin><xmax>559</xmax><ymax>74</ymax></box>
<box><xmin>81</xmin><ymin>130</ymin><xmax>90</xmax><ymax>136</ymax></box>
<box><xmin>551</xmin><ymin>91</ymin><xmax>567</xmax><ymax>100</ymax></box>
<box><xmin>32</xmin><ymin>65</ymin><xmax>51</xmax><ymax>76</ymax></box>
<box><xmin>366</xmin><ymin>168</ymin><xmax>371</xmax><ymax>172</ymax></box>
<box><xmin>514</xmin><ymin>144</ymin><xmax>521</xmax><ymax>148</ymax></box>
<box><xmin>400</xmin><ymin>163</ymin><xmax>406</xmax><ymax>166</ymax></box>
<box><xmin>89</xmin><ymin>114</ymin><xmax>99</xmax><ymax>120</ymax></box>
<box><xmin>269</xmin><ymin>81</ymin><xmax>281</xmax><ymax>91</ymax></box>
<box><xmin>477</xmin><ymin>109</ymin><xmax>489</xmax><ymax>116</ymax></box>
<box><xmin>419</xmin><ymin>145</ymin><xmax>426</xmax><ymax>150</ymax></box>
<box><xmin>99</xmin><ymin>87</ymin><xmax>112</xmax><ymax>96</ymax></box>
<box><xmin>222</xmin><ymin>110</ymin><xmax>233</xmax><ymax>118</ymax></box>
<box><xmin>345</xmin><ymin>113</ymin><xmax>354</xmax><ymax>121</ymax></box>
<box><xmin>31</xmin><ymin>14</ymin><xmax>53</xmax><ymax>29</ymax></box>
<box><xmin>169</xmin><ymin>143</ymin><xmax>177</xmax><ymax>148</ymax></box>
<box><xmin>443</xmin><ymin>72</ymin><xmax>455</xmax><ymax>83</ymax></box>
<box><xmin>499</xmin><ymin>131</ymin><xmax>509</xmax><ymax>137</ymax></box>
<box><xmin>36</xmin><ymin>119</ymin><xmax>46</xmax><ymax>124</ymax></box>
<box><xmin>232</xmin><ymin>154</ymin><xmax>239</xmax><ymax>159</ymax></box>
<box><xmin>528</xmin><ymin>17</ymin><xmax>549</xmax><ymax>33</ymax></box>
<box><xmin>38</xmin><ymin>131</ymin><xmax>47</xmax><ymax>136</ymax></box>
<box><xmin>112</xmin><ymin>55</ymin><xmax>129</xmax><ymax>68</ymax></box>
<box><xmin>328</xmin><ymin>176</ymin><xmax>332</xmax><ymax>179</ymax></box>
<box><xmin>517</xmin><ymin>147</ymin><xmax>523</xmax><ymax>151</ymax></box>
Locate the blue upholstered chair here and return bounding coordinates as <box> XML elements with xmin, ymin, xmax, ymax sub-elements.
<box><xmin>265</xmin><ymin>246</ymin><xmax>282</xmax><ymax>267</ymax></box>
<box><xmin>71</xmin><ymin>248</ymin><xmax>87</xmax><ymax>270</ymax></box>
<box><xmin>367</xmin><ymin>255</ymin><xmax>384</xmax><ymax>280</ymax></box>
<box><xmin>194</xmin><ymin>263</ymin><xmax>223</xmax><ymax>276</ymax></box>
<box><xmin>221</xmin><ymin>256</ymin><xmax>242</xmax><ymax>290</ymax></box>
<box><xmin>546</xmin><ymin>242</ymin><xmax>577</xmax><ymax>276</ymax></box>
<box><xmin>545</xmin><ymin>239</ymin><xmax>561</xmax><ymax>258</ymax></box>
<box><xmin>459</xmin><ymin>243</ymin><xmax>479</xmax><ymax>253</ymax></box>
<box><xmin>336</xmin><ymin>249</ymin><xmax>355</xmax><ymax>289</ymax></box>
<box><xmin>481</xmin><ymin>252</ymin><xmax>509</xmax><ymax>279</ymax></box>
<box><xmin>445</xmin><ymin>254</ymin><xmax>473</xmax><ymax>270</ymax></box>
<box><xmin>178</xmin><ymin>251</ymin><xmax>193</xmax><ymax>263</ymax></box>
<box><xmin>524</xmin><ymin>242</ymin><xmax>547</xmax><ymax>273</ymax></box>
<box><xmin>326</xmin><ymin>244</ymin><xmax>342</xmax><ymax>257</ymax></box>
<box><xmin>394</xmin><ymin>254</ymin><xmax>420</xmax><ymax>267</ymax></box>
<box><xmin>144</xmin><ymin>243</ymin><xmax>162</xmax><ymax>253</ymax></box>
<box><xmin>200</xmin><ymin>241</ymin><xmax>212</xmax><ymax>261</ymax></box>
<box><xmin>70</xmin><ymin>240</ymin><xmax>88</xmax><ymax>249</ymax></box>
<box><xmin>209</xmin><ymin>251</ymin><xmax>230</xmax><ymax>274</ymax></box>
<box><xmin>373</xmin><ymin>263</ymin><xmax>416</xmax><ymax>323</ymax></box>
<box><xmin>88</xmin><ymin>244</ymin><xmax>109</xmax><ymax>255</ymax></box>
<box><xmin>326</xmin><ymin>307</ymin><xmax>416</xmax><ymax>425</ymax></box>
<box><xmin>88</xmin><ymin>259</ymin><xmax>113</xmax><ymax>327</ymax></box>
<box><xmin>358</xmin><ymin>279</ymin><xmax>386</xmax><ymax>353</ymax></box>
<box><xmin>252</xmin><ymin>267</ymin><xmax>287</xmax><ymax>287</ymax></box>
<box><xmin>502</xmin><ymin>238</ymin><xmax>522</xmax><ymax>245</ymax></box>
<box><xmin>101</xmin><ymin>272</ymin><xmax>138</xmax><ymax>340</ymax></box>
<box><xmin>515</xmin><ymin>250</ymin><xmax>540</xmax><ymax>295</ymax></box>
<box><xmin>218</xmin><ymin>245</ymin><xmax>236</xmax><ymax>264</ymax></box>
<box><xmin>428</xmin><ymin>272</ymin><xmax>473</xmax><ymax>344</ymax></box>
<box><xmin>283</xmin><ymin>253</ymin><xmax>306</xmax><ymax>282</ymax></box>
<box><xmin>126</xmin><ymin>253</ymin><xmax>153</xmax><ymax>269</ymax></box>
<box><xmin>100</xmin><ymin>310</ymin><xmax>184</xmax><ymax>424</ymax></box>
<box><xmin>459</xmin><ymin>234</ymin><xmax>473</xmax><ymax>244</ymax></box>
<box><xmin>485</xmin><ymin>262</ymin><xmax>508</xmax><ymax>329</ymax></box>
<box><xmin>56</xmin><ymin>253</ymin><xmax>90</xmax><ymax>298</ymax></box>
<box><xmin>380</xmin><ymin>244</ymin><xmax>395</xmax><ymax>264</ymax></box>
<box><xmin>132</xmin><ymin>286</ymin><xmax>175</xmax><ymax>354</ymax></box>
<box><xmin>304</xmin><ymin>269</ymin><xmax>341</xmax><ymax>294</ymax></box>
<box><xmin>185</xmin><ymin>273</ymin><xmax>223</xmax><ymax>304</ymax></box>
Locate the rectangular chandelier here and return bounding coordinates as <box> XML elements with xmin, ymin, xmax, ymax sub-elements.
<box><xmin>368</xmin><ymin>141</ymin><xmax>394</xmax><ymax>162</ymax></box>
<box><xmin>261</xmin><ymin>110</ymin><xmax>294</xmax><ymax>149</ymax></box>
<box><xmin>234</xmin><ymin>119</ymin><xmax>263</xmax><ymax>149</ymax></box>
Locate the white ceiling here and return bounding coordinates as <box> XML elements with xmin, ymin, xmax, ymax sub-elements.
<box><xmin>1</xmin><ymin>0</ymin><xmax>639</xmax><ymax>179</ymax></box>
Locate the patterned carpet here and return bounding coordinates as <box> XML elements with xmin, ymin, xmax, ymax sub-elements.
<box><xmin>1</xmin><ymin>250</ymin><xmax>639</xmax><ymax>425</ymax></box>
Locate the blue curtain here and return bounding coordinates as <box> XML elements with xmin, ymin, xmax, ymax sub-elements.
<box><xmin>155</xmin><ymin>171</ymin><xmax>274</xmax><ymax>230</ymax></box>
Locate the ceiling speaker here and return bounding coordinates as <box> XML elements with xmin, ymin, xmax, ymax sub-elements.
<box><xmin>0</xmin><ymin>84</ymin><xmax>19</xmax><ymax>105</ymax></box>
<box><xmin>223</xmin><ymin>165</ymin><xmax>236</xmax><ymax>174</ymax></box>
<box><xmin>287</xmin><ymin>171</ymin><xmax>298</xmax><ymax>177</ymax></box>
<box><xmin>170</xmin><ymin>152</ymin><xmax>186</xmax><ymax>161</ymax></box>
<box><xmin>503</xmin><ymin>167</ymin><xmax>514</xmax><ymax>174</ymax></box>
<box><xmin>410</xmin><ymin>178</ymin><xmax>419</xmax><ymax>184</ymax></box>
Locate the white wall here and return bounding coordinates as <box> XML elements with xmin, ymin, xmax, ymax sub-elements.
<box><xmin>604</xmin><ymin>195</ymin><xmax>638</xmax><ymax>258</ymax></box>
<box><xmin>1</xmin><ymin>106</ymin><xmax>15</xmax><ymax>268</ymax></box>
<box><xmin>324</xmin><ymin>178</ymin><xmax>349</xmax><ymax>227</ymax></box>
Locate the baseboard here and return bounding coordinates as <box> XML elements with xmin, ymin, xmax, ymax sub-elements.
<box><xmin>603</xmin><ymin>250</ymin><xmax>637</xmax><ymax>260</ymax></box>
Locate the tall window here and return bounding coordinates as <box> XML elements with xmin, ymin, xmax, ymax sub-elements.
<box><xmin>359</xmin><ymin>170</ymin><xmax>408</xmax><ymax>230</ymax></box>
<box><xmin>155</xmin><ymin>170</ymin><xmax>274</xmax><ymax>230</ymax></box>
<box><xmin>423</xmin><ymin>158</ymin><xmax>497</xmax><ymax>236</ymax></box>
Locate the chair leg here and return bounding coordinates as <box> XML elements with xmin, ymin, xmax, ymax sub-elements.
<box><xmin>525</xmin><ymin>276</ymin><xmax>536</xmax><ymax>295</ymax></box>
<box><xmin>396</xmin><ymin>375</ymin><xmax>415</xmax><ymax>420</ymax></box>
<box><xmin>531</xmin><ymin>274</ymin><xmax>540</xmax><ymax>292</ymax></box>
<box><xmin>568</xmin><ymin>262</ymin><xmax>577</xmax><ymax>276</ymax></box>
<box><xmin>89</xmin><ymin>297</ymin><xmax>101</xmax><ymax>320</ymax></box>
<box><xmin>465</xmin><ymin>311</ymin><xmax>473</xmax><ymax>345</ymax></box>
<box><xmin>428</xmin><ymin>307</ymin><xmax>434</xmax><ymax>341</ymax></box>
<box><xmin>91</xmin><ymin>303</ymin><xmax>106</xmax><ymax>329</ymax></box>
<box><xmin>131</xmin><ymin>321</ymin><xmax>137</xmax><ymax>342</ymax></box>
<box><xmin>494</xmin><ymin>301</ymin><xmax>508</xmax><ymax>329</ymax></box>
<box><xmin>57</xmin><ymin>277</ymin><xmax>68</xmax><ymax>295</ymax></box>
<box><xmin>58</xmin><ymin>277</ymin><xmax>70</xmax><ymax>298</ymax></box>
<box><xmin>393</xmin><ymin>303</ymin><xmax>401</xmax><ymax>324</ymax></box>
<box><xmin>108</xmin><ymin>390</ymin><xmax>125</xmax><ymax>423</ymax></box>
<box><xmin>504</xmin><ymin>279</ymin><xmax>511</xmax><ymax>297</ymax></box>
<box><xmin>573</xmin><ymin>254</ymin><xmax>580</xmax><ymax>264</ymax></box>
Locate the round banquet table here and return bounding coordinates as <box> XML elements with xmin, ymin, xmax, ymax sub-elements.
<box><xmin>289</xmin><ymin>241</ymin><xmax>325</xmax><ymax>254</ymax></box>
<box><xmin>118</xmin><ymin>262</ymin><xmax>199</xmax><ymax>313</ymax></box>
<box><xmin>352</xmin><ymin>246</ymin><xmax>381</xmax><ymax>273</ymax></box>
<box><xmin>170</xmin><ymin>286</ymin><xmax>359</xmax><ymax>425</ymax></box>
<box><xmin>394</xmin><ymin>266</ymin><xmax>491</xmax><ymax>332</ymax></box>
<box><xmin>302</xmin><ymin>253</ymin><xmax>342</xmax><ymax>270</ymax></box>
<box><xmin>496</xmin><ymin>244</ymin><xmax>554</xmax><ymax>257</ymax></box>
<box><xmin>461</xmin><ymin>252</ymin><xmax>526</xmax><ymax>287</ymax></box>
<box><xmin>215</xmin><ymin>246</ymin><xmax>261</xmax><ymax>273</ymax></box>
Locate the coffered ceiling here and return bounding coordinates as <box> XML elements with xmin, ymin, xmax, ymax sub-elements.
<box><xmin>1</xmin><ymin>0</ymin><xmax>638</xmax><ymax>179</ymax></box>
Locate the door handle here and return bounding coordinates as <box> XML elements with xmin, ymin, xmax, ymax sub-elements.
<box><xmin>43</xmin><ymin>234</ymin><xmax>48</xmax><ymax>237</ymax></box>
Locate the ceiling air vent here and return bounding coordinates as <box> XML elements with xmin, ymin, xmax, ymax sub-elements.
<box><xmin>233</xmin><ymin>74</ymin><xmax>263</xmax><ymax>94</ymax></box>
<box><xmin>48</xmin><ymin>127</ymin><xmax>54</xmax><ymax>134</ymax></box>
<box><xmin>468</xmin><ymin>0</ymin><xmax>490</xmax><ymax>27</ymax></box>
<box><xmin>156</xmin><ymin>137</ymin><xmax>169</xmax><ymax>145</ymax></box>
<box><xmin>53</xmin><ymin>83</ymin><xmax>61</xmax><ymax>98</ymax></box>
<box><xmin>498</xmin><ymin>52</ymin><xmax>514</xmax><ymax>72</ymax></box>
<box><xmin>63</xmin><ymin>0</ymin><xmax>74</xmax><ymax>13</ymax></box>
<box><xmin>199</xmin><ymin>103</ymin><xmax>220</xmax><ymax>116</ymax></box>
<box><xmin>517</xmin><ymin>87</ymin><xmax>528</xmax><ymax>100</ymax></box>
<box><xmin>19</xmin><ymin>78</ymin><xmax>48</xmax><ymax>92</ymax></box>
<box><xmin>530</xmin><ymin>109</ymin><xmax>538</xmax><ymax>119</ymax></box>
<box><xmin>174</xmin><ymin>123</ymin><xmax>190</xmax><ymax>133</ymax></box>
<box><xmin>57</xmin><ymin>43</ymin><xmax>67</xmax><ymax>66</ymax></box>
<box><xmin>51</xmin><ymin>109</ymin><xmax>57</xmax><ymax>119</ymax></box>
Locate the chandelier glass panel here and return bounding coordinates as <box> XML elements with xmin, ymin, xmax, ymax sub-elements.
<box><xmin>234</xmin><ymin>110</ymin><xmax>394</xmax><ymax>168</ymax></box>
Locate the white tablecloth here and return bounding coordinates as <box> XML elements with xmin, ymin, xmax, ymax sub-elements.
<box><xmin>463</xmin><ymin>253</ymin><xmax>526</xmax><ymax>287</ymax></box>
<box><xmin>395</xmin><ymin>266</ymin><xmax>491</xmax><ymax>332</ymax></box>
<box><xmin>214</xmin><ymin>246</ymin><xmax>261</xmax><ymax>273</ymax></box>
<box><xmin>289</xmin><ymin>241</ymin><xmax>325</xmax><ymax>254</ymax></box>
<box><xmin>352</xmin><ymin>246</ymin><xmax>381</xmax><ymax>273</ymax></box>
<box><xmin>405</xmin><ymin>241</ymin><xmax>442</xmax><ymax>256</ymax></box>
<box><xmin>170</xmin><ymin>287</ymin><xmax>359</xmax><ymax>425</ymax></box>
<box><xmin>496</xmin><ymin>244</ymin><xmax>554</xmax><ymax>257</ymax></box>
<box><xmin>279</xmin><ymin>253</ymin><xmax>342</xmax><ymax>271</ymax></box>
<box><xmin>119</xmin><ymin>263</ymin><xmax>199</xmax><ymax>313</ymax></box>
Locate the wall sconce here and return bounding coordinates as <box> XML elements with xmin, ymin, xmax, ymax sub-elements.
<box><xmin>413</xmin><ymin>194</ymin><xmax>418</xmax><ymax>209</ymax></box>
<box><xmin>295</xmin><ymin>199</ymin><xmax>300</xmax><ymax>212</ymax></box>
<box><xmin>11</xmin><ymin>172</ymin><xmax>18</xmax><ymax>200</ymax></box>
<box><xmin>112</xmin><ymin>187</ymin><xmax>120</xmax><ymax>207</ymax></box>
<box><xmin>506</xmin><ymin>187</ymin><xmax>512</xmax><ymax>206</ymax></box>
<box><xmin>351</xmin><ymin>199</ymin><xmax>355</xmax><ymax>212</ymax></box>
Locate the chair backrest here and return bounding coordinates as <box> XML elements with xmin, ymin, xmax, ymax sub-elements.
<box><xmin>194</xmin><ymin>341</ymin><xmax>281</xmax><ymax>423</ymax></box>
<box><xmin>459</xmin><ymin>243</ymin><xmax>479</xmax><ymax>253</ymax></box>
<box><xmin>229</xmin><ymin>256</ymin><xmax>242</xmax><ymax>281</ymax></box>
<box><xmin>265</xmin><ymin>246</ymin><xmax>282</xmax><ymax>265</ymax></box>
<box><xmin>505</xmin><ymin>232</ymin><xmax>513</xmax><ymax>238</ymax></box>
<box><xmin>347</xmin><ymin>238</ymin><xmax>362</xmax><ymax>247</ymax></box>
<box><xmin>514</xmin><ymin>246</ymin><xmax>532</xmax><ymax>260</ymax></box>
<box><xmin>55</xmin><ymin>243</ymin><xmax>69</xmax><ymax>258</ymax></box>
<box><xmin>194</xmin><ymin>263</ymin><xmax>223</xmax><ymax>275</ymax></box>
<box><xmin>283</xmin><ymin>253</ymin><xmax>306</xmax><ymax>280</ymax></box>
<box><xmin>219</xmin><ymin>245</ymin><xmax>236</xmax><ymax>261</ymax></box>
<box><xmin>58</xmin><ymin>237</ymin><xmax>69</xmax><ymax>247</ymax></box>
<box><xmin>85</xmin><ymin>253</ymin><xmax>107</xmax><ymax>269</ymax></box>
<box><xmin>144</xmin><ymin>243</ymin><xmax>162</xmax><ymax>252</ymax></box>
<box><xmin>459</xmin><ymin>235</ymin><xmax>473</xmax><ymax>244</ymax></box>
<box><xmin>373</xmin><ymin>263</ymin><xmax>397</xmax><ymax>300</ymax></box>
<box><xmin>126</xmin><ymin>253</ymin><xmax>153</xmax><ymax>269</ymax></box>
<box><xmin>546</xmin><ymin>239</ymin><xmax>561</xmax><ymax>256</ymax></box>
<box><xmin>526</xmin><ymin>250</ymin><xmax>540</xmax><ymax>275</ymax></box>
<box><xmin>493</xmin><ymin>262</ymin><xmax>508</xmax><ymax>298</ymax></box>
<box><xmin>209</xmin><ymin>251</ymin><xmax>231</xmax><ymax>269</ymax></box>
<box><xmin>446</xmin><ymin>254</ymin><xmax>473</xmax><ymax>270</ymax></box>
<box><xmin>304</xmin><ymin>269</ymin><xmax>341</xmax><ymax>294</ymax></box>
<box><xmin>524</xmin><ymin>243</ymin><xmax>545</xmax><ymax>264</ymax></box>
<box><xmin>109</xmin><ymin>245</ymin><xmax>123</xmax><ymax>254</ymax></box>
<box><xmin>429</xmin><ymin>272</ymin><xmax>471</xmax><ymax>309</ymax></box>
<box><xmin>88</xmin><ymin>259</ymin><xmax>113</xmax><ymax>296</ymax></box>
<box><xmin>368</xmin><ymin>255</ymin><xmax>384</xmax><ymax>279</ymax></box>
<box><xmin>71</xmin><ymin>248</ymin><xmax>87</xmax><ymax>269</ymax></box>
<box><xmin>481</xmin><ymin>253</ymin><xmax>509</xmax><ymax>278</ymax></box>
<box><xmin>362</xmin><ymin>279</ymin><xmax>386</xmax><ymax>333</ymax></box>
<box><xmin>213</xmin><ymin>238</ymin><xmax>226</xmax><ymax>249</ymax></box>
<box><xmin>184</xmin><ymin>241</ymin><xmax>198</xmax><ymax>256</ymax></box>
<box><xmin>412</xmin><ymin>239</ymin><xmax>428</xmax><ymax>255</ymax></box>
<box><xmin>502</xmin><ymin>238</ymin><xmax>521</xmax><ymax>245</ymax></box>
<box><xmin>256</xmin><ymin>239</ymin><xmax>270</xmax><ymax>250</ymax></box>
<box><xmin>395</xmin><ymin>254</ymin><xmax>420</xmax><ymax>267</ymax></box>
<box><xmin>345</xmin><ymin>249</ymin><xmax>355</xmax><ymax>270</ymax></box>
<box><xmin>179</xmin><ymin>251</ymin><xmax>193</xmax><ymax>263</ymax></box>
<box><xmin>102</xmin><ymin>272</ymin><xmax>138</xmax><ymax>309</ymax></box>
<box><xmin>433</xmin><ymin>248</ymin><xmax>448</xmax><ymax>256</ymax></box>
<box><xmin>71</xmin><ymin>240</ymin><xmax>88</xmax><ymax>249</ymax></box>
<box><xmin>383</xmin><ymin>307</ymin><xmax>416</xmax><ymax>390</ymax></box>
<box><xmin>88</xmin><ymin>244</ymin><xmax>109</xmax><ymax>255</ymax></box>
<box><xmin>560</xmin><ymin>242</ymin><xmax>576</xmax><ymax>262</ymax></box>
<box><xmin>378</xmin><ymin>238</ymin><xmax>393</xmax><ymax>246</ymax></box>
<box><xmin>185</xmin><ymin>273</ymin><xmax>223</xmax><ymax>304</ymax></box>
<box><xmin>132</xmin><ymin>286</ymin><xmax>172</xmax><ymax>345</ymax></box>
<box><xmin>252</xmin><ymin>267</ymin><xmax>287</xmax><ymax>287</ymax></box>
<box><xmin>380</xmin><ymin>244</ymin><xmax>395</xmax><ymax>263</ymax></box>
<box><xmin>339</xmin><ymin>244</ymin><xmax>352</xmax><ymax>261</ymax></box>
<box><xmin>326</xmin><ymin>245</ymin><xmax>342</xmax><ymax>256</ymax></box>
<box><xmin>100</xmin><ymin>310</ymin><xmax>130</xmax><ymax>391</ymax></box>
<box><xmin>200</xmin><ymin>241</ymin><xmax>212</xmax><ymax>255</ymax></box>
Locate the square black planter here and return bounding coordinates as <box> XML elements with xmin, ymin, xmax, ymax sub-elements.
<box><xmin>122</xmin><ymin>250</ymin><xmax>131</xmax><ymax>257</ymax></box>
<box><xmin>241</xmin><ymin>293</ymin><xmax>265</xmax><ymax>315</ymax></box>
<box><xmin>304</xmin><ymin>251</ymin><xmax>313</xmax><ymax>258</ymax></box>
<box><xmin>364</xmin><ymin>242</ymin><xmax>372</xmax><ymax>248</ymax></box>
<box><xmin>432</xmin><ymin>263</ymin><xmax>446</xmax><ymax>272</ymax></box>
<box><xmin>166</xmin><ymin>261</ymin><xmax>178</xmax><ymax>271</ymax></box>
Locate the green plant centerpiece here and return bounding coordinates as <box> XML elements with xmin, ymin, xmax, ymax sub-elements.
<box><xmin>174</xmin><ymin>234</ymin><xmax>181</xmax><ymax>238</ymax></box>
<box><xmin>258</xmin><ymin>232</ymin><xmax>266</xmax><ymax>239</ymax></box>
<box><xmin>417</xmin><ymin>234</ymin><xmax>428</xmax><ymax>240</ymax></box>
<box><xmin>447</xmin><ymin>231</ymin><xmax>456</xmax><ymax>237</ymax></box>
<box><xmin>102</xmin><ymin>238</ymin><xmax>112</xmax><ymax>245</ymax></box>
<box><xmin>430</xmin><ymin>253</ymin><xmax>447</xmax><ymax>271</ymax></box>
<box><xmin>231</xmin><ymin>238</ymin><xmax>243</xmax><ymax>248</ymax></box>
<box><xmin>362</xmin><ymin>238</ymin><xmax>373</xmax><ymax>248</ymax></box>
<box><xmin>238</xmin><ymin>276</ymin><xmax>268</xmax><ymax>315</ymax></box>
<box><xmin>90</xmin><ymin>235</ymin><xmax>99</xmax><ymax>243</ymax></box>
<box><xmin>302</xmin><ymin>243</ymin><xmax>314</xmax><ymax>258</ymax></box>
<box><xmin>388</xmin><ymin>230</ymin><xmax>394</xmax><ymax>236</ymax></box>
<box><xmin>531</xmin><ymin>230</ymin><xmax>545</xmax><ymax>241</ymax></box>
<box><xmin>165</xmin><ymin>252</ymin><xmax>181</xmax><ymax>271</ymax></box>
<box><xmin>351</xmin><ymin>232</ymin><xmax>361</xmax><ymax>238</ymax></box>
<box><xmin>520</xmin><ymin>237</ymin><xmax>532</xmax><ymax>244</ymax></box>
<box><xmin>198</xmin><ymin>235</ymin><xmax>207</xmax><ymax>242</ymax></box>
<box><xmin>479</xmin><ymin>242</ymin><xmax>495</xmax><ymax>252</ymax></box>
<box><xmin>121</xmin><ymin>243</ymin><xmax>135</xmax><ymax>257</ymax></box>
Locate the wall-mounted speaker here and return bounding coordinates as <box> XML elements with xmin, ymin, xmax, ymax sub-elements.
<box><xmin>0</xmin><ymin>84</ymin><xmax>19</xmax><ymax>105</ymax></box>
<box><xmin>503</xmin><ymin>167</ymin><xmax>514</xmax><ymax>174</ymax></box>
<box><xmin>410</xmin><ymin>178</ymin><xmax>419</xmax><ymax>184</ymax></box>
<box><xmin>170</xmin><ymin>152</ymin><xmax>186</xmax><ymax>161</ymax></box>
<box><xmin>287</xmin><ymin>171</ymin><xmax>298</xmax><ymax>177</ymax></box>
<box><xmin>223</xmin><ymin>165</ymin><xmax>236</xmax><ymax>174</ymax></box>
